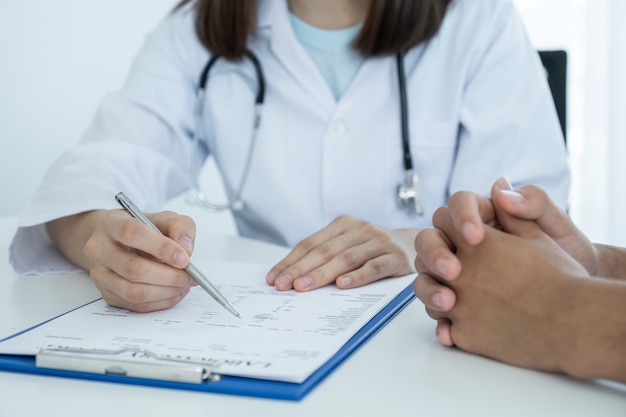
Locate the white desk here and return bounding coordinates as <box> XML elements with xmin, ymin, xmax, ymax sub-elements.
<box><xmin>0</xmin><ymin>216</ymin><xmax>624</xmax><ymax>417</ymax></box>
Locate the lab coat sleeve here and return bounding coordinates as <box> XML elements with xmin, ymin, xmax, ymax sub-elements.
<box><xmin>10</xmin><ymin>7</ymin><xmax>206</xmax><ymax>274</ymax></box>
<box><xmin>450</xmin><ymin>1</ymin><xmax>570</xmax><ymax>207</ymax></box>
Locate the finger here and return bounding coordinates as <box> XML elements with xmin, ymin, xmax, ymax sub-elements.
<box><xmin>491</xmin><ymin>176</ymin><xmax>514</xmax><ymax>193</ymax></box>
<box><xmin>91</xmin><ymin>260</ymin><xmax>193</xmax><ymax>311</ymax></box>
<box><xmin>492</xmin><ymin>184</ymin><xmax>576</xmax><ymax>241</ymax></box>
<box><xmin>446</xmin><ymin>191</ymin><xmax>495</xmax><ymax>245</ymax></box>
<box><xmin>492</xmin><ymin>200</ymin><xmax>545</xmax><ymax>239</ymax></box>
<box><xmin>436</xmin><ymin>319</ymin><xmax>454</xmax><ymax>347</ymax></box>
<box><xmin>99</xmin><ymin>285</ymin><xmax>191</xmax><ymax>313</ymax></box>
<box><xmin>111</xmin><ymin>212</ymin><xmax>190</xmax><ymax>269</ymax></box>
<box><xmin>425</xmin><ymin>306</ymin><xmax>447</xmax><ymax>321</ymax></box>
<box><xmin>289</xmin><ymin>235</ymin><xmax>403</xmax><ymax>291</ymax></box>
<box><xmin>85</xmin><ymin>236</ymin><xmax>196</xmax><ymax>288</ymax></box>
<box><xmin>150</xmin><ymin>211</ymin><xmax>197</xmax><ymax>255</ymax></box>
<box><xmin>414</xmin><ymin>228</ymin><xmax>461</xmax><ymax>281</ymax></box>
<box><xmin>332</xmin><ymin>251</ymin><xmax>411</xmax><ymax>290</ymax></box>
<box><xmin>266</xmin><ymin>220</ymin><xmax>349</xmax><ymax>287</ymax></box>
<box><xmin>431</xmin><ymin>205</ymin><xmax>464</xmax><ymax>248</ymax></box>
<box><xmin>424</xmin><ymin>305</ymin><xmax>455</xmax><ymax>346</ymax></box>
<box><xmin>412</xmin><ymin>273</ymin><xmax>457</xmax><ymax>312</ymax></box>
<box><xmin>267</xmin><ymin>217</ymin><xmax>369</xmax><ymax>290</ymax></box>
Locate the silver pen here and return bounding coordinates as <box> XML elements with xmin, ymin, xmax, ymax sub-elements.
<box><xmin>115</xmin><ymin>192</ymin><xmax>240</xmax><ymax>318</ymax></box>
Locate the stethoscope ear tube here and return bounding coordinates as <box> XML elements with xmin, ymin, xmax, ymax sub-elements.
<box><xmin>187</xmin><ymin>50</ymin><xmax>265</xmax><ymax>212</ymax></box>
<box><xmin>244</xmin><ymin>50</ymin><xmax>265</xmax><ymax>105</ymax></box>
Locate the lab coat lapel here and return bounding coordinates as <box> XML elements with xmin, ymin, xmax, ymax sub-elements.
<box><xmin>334</xmin><ymin>56</ymin><xmax>394</xmax><ymax>118</ymax></box>
<box><xmin>261</xmin><ymin>0</ymin><xmax>336</xmax><ymax>113</ymax></box>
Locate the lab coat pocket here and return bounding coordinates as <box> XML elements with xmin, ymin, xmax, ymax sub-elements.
<box><xmin>408</xmin><ymin>119</ymin><xmax>459</xmax><ymax>148</ymax></box>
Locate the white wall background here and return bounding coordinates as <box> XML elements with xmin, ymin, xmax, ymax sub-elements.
<box><xmin>0</xmin><ymin>0</ymin><xmax>175</xmax><ymax>214</ymax></box>
<box><xmin>514</xmin><ymin>0</ymin><xmax>626</xmax><ymax>246</ymax></box>
<box><xmin>1</xmin><ymin>1</ymin><xmax>624</xmax><ymax>244</ymax></box>
<box><xmin>0</xmin><ymin>0</ymin><xmax>236</xmax><ymax>233</ymax></box>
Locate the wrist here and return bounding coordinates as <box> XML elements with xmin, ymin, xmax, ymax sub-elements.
<box><xmin>560</xmin><ymin>276</ymin><xmax>626</xmax><ymax>382</ymax></box>
<box><xmin>46</xmin><ymin>210</ymin><xmax>102</xmax><ymax>270</ymax></box>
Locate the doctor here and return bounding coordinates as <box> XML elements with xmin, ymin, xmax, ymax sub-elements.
<box><xmin>11</xmin><ymin>0</ymin><xmax>570</xmax><ymax>313</ymax></box>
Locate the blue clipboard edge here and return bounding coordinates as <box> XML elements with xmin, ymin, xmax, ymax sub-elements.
<box><xmin>0</xmin><ymin>285</ymin><xmax>415</xmax><ymax>401</ymax></box>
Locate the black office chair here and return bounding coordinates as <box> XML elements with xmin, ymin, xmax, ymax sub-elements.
<box><xmin>538</xmin><ymin>50</ymin><xmax>567</xmax><ymax>143</ymax></box>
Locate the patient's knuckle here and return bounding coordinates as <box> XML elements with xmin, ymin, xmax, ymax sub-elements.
<box><xmin>432</xmin><ymin>206</ymin><xmax>449</xmax><ymax>226</ymax></box>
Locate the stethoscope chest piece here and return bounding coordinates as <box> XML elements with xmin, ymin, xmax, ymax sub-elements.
<box><xmin>397</xmin><ymin>169</ymin><xmax>423</xmax><ymax>215</ymax></box>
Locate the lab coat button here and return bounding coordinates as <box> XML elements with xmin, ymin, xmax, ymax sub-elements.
<box><xmin>328</xmin><ymin>121</ymin><xmax>347</xmax><ymax>137</ymax></box>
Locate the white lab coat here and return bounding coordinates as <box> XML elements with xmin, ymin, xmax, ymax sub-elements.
<box><xmin>10</xmin><ymin>0</ymin><xmax>570</xmax><ymax>274</ymax></box>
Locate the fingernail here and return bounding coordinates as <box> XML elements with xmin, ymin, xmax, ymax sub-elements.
<box><xmin>337</xmin><ymin>276</ymin><xmax>352</xmax><ymax>288</ymax></box>
<box><xmin>266</xmin><ymin>271</ymin><xmax>278</xmax><ymax>284</ymax></box>
<box><xmin>496</xmin><ymin>177</ymin><xmax>513</xmax><ymax>190</ymax></box>
<box><xmin>432</xmin><ymin>293</ymin><xmax>441</xmax><ymax>308</ymax></box>
<box><xmin>179</xmin><ymin>236</ymin><xmax>194</xmax><ymax>252</ymax></box>
<box><xmin>295</xmin><ymin>276</ymin><xmax>312</xmax><ymax>290</ymax></box>
<box><xmin>275</xmin><ymin>274</ymin><xmax>292</xmax><ymax>289</ymax></box>
<box><xmin>435</xmin><ymin>258</ymin><xmax>448</xmax><ymax>276</ymax></box>
<box><xmin>461</xmin><ymin>222</ymin><xmax>477</xmax><ymax>240</ymax></box>
<box><xmin>500</xmin><ymin>189</ymin><xmax>524</xmax><ymax>203</ymax></box>
<box><xmin>172</xmin><ymin>251</ymin><xmax>189</xmax><ymax>268</ymax></box>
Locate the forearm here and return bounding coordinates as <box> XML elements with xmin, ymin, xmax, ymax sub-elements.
<box><xmin>45</xmin><ymin>211</ymin><xmax>104</xmax><ymax>271</ymax></box>
<box><xmin>594</xmin><ymin>244</ymin><xmax>626</xmax><ymax>280</ymax></box>
<box><xmin>562</xmin><ymin>276</ymin><xmax>626</xmax><ymax>383</ymax></box>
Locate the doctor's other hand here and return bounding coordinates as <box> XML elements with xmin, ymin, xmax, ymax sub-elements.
<box><xmin>266</xmin><ymin>215</ymin><xmax>416</xmax><ymax>292</ymax></box>
<box><xmin>46</xmin><ymin>209</ymin><xmax>198</xmax><ymax>312</ymax></box>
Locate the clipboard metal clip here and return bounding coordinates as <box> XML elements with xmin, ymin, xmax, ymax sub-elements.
<box><xmin>36</xmin><ymin>346</ymin><xmax>221</xmax><ymax>384</ymax></box>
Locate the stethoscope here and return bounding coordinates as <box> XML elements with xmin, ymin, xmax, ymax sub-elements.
<box><xmin>186</xmin><ymin>50</ymin><xmax>423</xmax><ymax>216</ymax></box>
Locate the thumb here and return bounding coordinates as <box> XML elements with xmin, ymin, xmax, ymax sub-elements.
<box><xmin>492</xmin><ymin>183</ymin><xmax>575</xmax><ymax>241</ymax></box>
<box><xmin>493</xmin><ymin>199</ymin><xmax>544</xmax><ymax>239</ymax></box>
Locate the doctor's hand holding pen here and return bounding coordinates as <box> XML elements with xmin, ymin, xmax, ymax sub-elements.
<box><xmin>46</xmin><ymin>209</ymin><xmax>199</xmax><ymax>313</ymax></box>
<box><xmin>412</xmin><ymin>177</ymin><xmax>626</xmax><ymax>383</ymax></box>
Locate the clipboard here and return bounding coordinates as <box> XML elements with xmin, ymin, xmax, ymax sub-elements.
<box><xmin>0</xmin><ymin>285</ymin><xmax>414</xmax><ymax>401</ymax></box>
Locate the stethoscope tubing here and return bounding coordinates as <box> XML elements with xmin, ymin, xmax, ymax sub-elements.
<box><xmin>188</xmin><ymin>50</ymin><xmax>422</xmax><ymax>215</ymax></box>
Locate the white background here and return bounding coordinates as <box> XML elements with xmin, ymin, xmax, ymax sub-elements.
<box><xmin>1</xmin><ymin>0</ymin><xmax>623</xmax><ymax>245</ymax></box>
<box><xmin>0</xmin><ymin>0</ymin><xmax>237</xmax><ymax>233</ymax></box>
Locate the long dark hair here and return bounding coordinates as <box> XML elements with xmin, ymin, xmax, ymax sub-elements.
<box><xmin>176</xmin><ymin>0</ymin><xmax>452</xmax><ymax>60</ymax></box>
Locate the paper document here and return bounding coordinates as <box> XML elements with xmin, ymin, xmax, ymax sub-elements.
<box><xmin>0</xmin><ymin>260</ymin><xmax>413</xmax><ymax>383</ymax></box>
